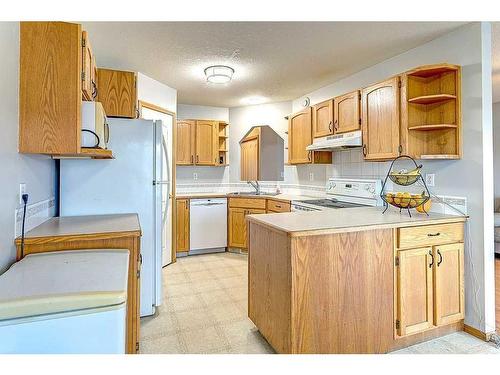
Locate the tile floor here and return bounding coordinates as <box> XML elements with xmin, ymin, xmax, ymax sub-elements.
<box><xmin>140</xmin><ymin>252</ymin><xmax>500</xmax><ymax>354</ymax></box>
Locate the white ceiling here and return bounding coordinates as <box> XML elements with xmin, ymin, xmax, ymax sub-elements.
<box><xmin>82</xmin><ymin>22</ymin><xmax>467</xmax><ymax>108</ymax></box>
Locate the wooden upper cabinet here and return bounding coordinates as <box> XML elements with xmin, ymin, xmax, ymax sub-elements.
<box><xmin>176</xmin><ymin>120</ymin><xmax>195</xmax><ymax>165</ymax></box>
<box><xmin>240</xmin><ymin>137</ymin><xmax>259</xmax><ymax>181</ymax></box>
<box><xmin>396</xmin><ymin>247</ymin><xmax>434</xmax><ymax>337</ymax></box>
<box><xmin>361</xmin><ymin>77</ymin><xmax>401</xmax><ymax>160</ymax></box>
<box><xmin>433</xmin><ymin>243</ymin><xmax>464</xmax><ymax>326</ymax></box>
<box><xmin>19</xmin><ymin>22</ymin><xmax>82</xmax><ymax>155</ymax></box>
<box><xmin>195</xmin><ymin>120</ymin><xmax>218</xmax><ymax>165</ymax></box>
<box><xmin>81</xmin><ymin>31</ymin><xmax>96</xmax><ymax>101</ymax></box>
<box><xmin>334</xmin><ymin>90</ymin><xmax>360</xmax><ymax>134</ymax></box>
<box><xmin>175</xmin><ymin>199</ymin><xmax>189</xmax><ymax>253</ymax></box>
<box><xmin>312</xmin><ymin>99</ymin><xmax>333</xmax><ymax>138</ymax></box>
<box><xmin>97</xmin><ymin>68</ymin><xmax>137</xmax><ymax>118</ymax></box>
<box><xmin>288</xmin><ymin>108</ymin><xmax>313</xmax><ymax>164</ymax></box>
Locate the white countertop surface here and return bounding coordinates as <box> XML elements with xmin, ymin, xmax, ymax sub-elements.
<box><xmin>176</xmin><ymin>192</ymin><xmax>321</xmax><ymax>201</ymax></box>
<box><xmin>247</xmin><ymin>206</ymin><xmax>467</xmax><ymax>235</ymax></box>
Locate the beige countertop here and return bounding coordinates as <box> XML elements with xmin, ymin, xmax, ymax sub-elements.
<box><xmin>17</xmin><ymin>214</ymin><xmax>141</xmax><ymax>240</ymax></box>
<box><xmin>175</xmin><ymin>192</ymin><xmax>321</xmax><ymax>202</ymax></box>
<box><xmin>247</xmin><ymin>206</ymin><xmax>467</xmax><ymax>236</ymax></box>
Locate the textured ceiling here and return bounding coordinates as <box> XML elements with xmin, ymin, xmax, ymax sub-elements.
<box><xmin>82</xmin><ymin>22</ymin><xmax>467</xmax><ymax>107</ymax></box>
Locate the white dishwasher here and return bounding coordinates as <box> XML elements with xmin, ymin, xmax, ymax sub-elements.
<box><xmin>190</xmin><ymin>198</ymin><xmax>227</xmax><ymax>253</ymax></box>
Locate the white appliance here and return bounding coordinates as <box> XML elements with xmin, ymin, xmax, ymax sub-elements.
<box><xmin>306</xmin><ymin>130</ymin><xmax>362</xmax><ymax>151</ymax></box>
<box><xmin>291</xmin><ymin>178</ymin><xmax>382</xmax><ymax>212</ymax></box>
<box><xmin>60</xmin><ymin>118</ymin><xmax>170</xmax><ymax>317</ymax></box>
<box><xmin>81</xmin><ymin>101</ymin><xmax>108</xmax><ymax>149</ymax></box>
<box><xmin>0</xmin><ymin>250</ymin><xmax>128</xmax><ymax>354</ymax></box>
<box><xmin>189</xmin><ymin>198</ymin><xmax>227</xmax><ymax>254</ymax></box>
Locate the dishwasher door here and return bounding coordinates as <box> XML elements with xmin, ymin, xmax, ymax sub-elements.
<box><xmin>189</xmin><ymin>198</ymin><xmax>228</xmax><ymax>251</ymax></box>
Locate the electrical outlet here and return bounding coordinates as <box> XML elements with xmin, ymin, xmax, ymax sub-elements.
<box><xmin>193</xmin><ymin>173</ymin><xmax>198</xmax><ymax>181</ymax></box>
<box><xmin>19</xmin><ymin>183</ymin><xmax>26</xmax><ymax>205</ymax></box>
<box><xmin>309</xmin><ymin>173</ymin><xmax>314</xmax><ymax>181</ymax></box>
<box><xmin>425</xmin><ymin>174</ymin><xmax>435</xmax><ymax>187</ymax></box>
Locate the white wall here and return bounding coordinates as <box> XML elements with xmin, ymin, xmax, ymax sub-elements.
<box><xmin>0</xmin><ymin>23</ymin><xmax>56</xmax><ymax>272</ymax></box>
<box><xmin>137</xmin><ymin>72</ymin><xmax>177</xmax><ymax>113</ymax></box>
<box><xmin>177</xmin><ymin>104</ymin><xmax>229</xmax><ymax>122</ymax></box>
<box><xmin>293</xmin><ymin>22</ymin><xmax>495</xmax><ymax>333</ymax></box>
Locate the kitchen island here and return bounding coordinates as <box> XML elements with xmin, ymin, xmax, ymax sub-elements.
<box><xmin>247</xmin><ymin>207</ymin><xmax>467</xmax><ymax>354</ymax></box>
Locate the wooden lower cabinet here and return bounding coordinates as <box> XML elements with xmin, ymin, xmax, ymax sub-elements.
<box><xmin>176</xmin><ymin>199</ymin><xmax>190</xmax><ymax>253</ymax></box>
<box><xmin>395</xmin><ymin>225</ymin><xmax>464</xmax><ymax>338</ymax></box>
<box><xmin>396</xmin><ymin>247</ymin><xmax>434</xmax><ymax>336</ymax></box>
<box><xmin>228</xmin><ymin>207</ymin><xmax>265</xmax><ymax>249</ymax></box>
<box><xmin>433</xmin><ymin>243</ymin><xmax>465</xmax><ymax>325</ymax></box>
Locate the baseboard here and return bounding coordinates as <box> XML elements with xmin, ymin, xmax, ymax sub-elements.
<box><xmin>463</xmin><ymin>324</ymin><xmax>492</xmax><ymax>341</ymax></box>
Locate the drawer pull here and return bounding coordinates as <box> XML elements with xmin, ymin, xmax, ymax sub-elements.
<box><xmin>427</xmin><ymin>232</ymin><xmax>441</xmax><ymax>237</ymax></box>
<box><xmin>275</xmin><ymin>205</ymin><xmax>281</xmax><ymax>208</ymax></box>
<box><xmin>428</xmin><ymin>250</ymin><xmax>434</xmax><ymax>268</ymax></box>
<box><xmin>437</xmin><ymin>249</ymin><xmax>443</xmax><ymax>266</ymax></box>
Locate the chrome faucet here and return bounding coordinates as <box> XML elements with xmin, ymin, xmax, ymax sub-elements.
<box><xmin>248</xmin><ymin>181</ymin><xmax>260</xmax><ymax>195</ymax></box>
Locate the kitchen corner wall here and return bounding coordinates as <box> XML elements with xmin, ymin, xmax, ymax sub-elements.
<box><xmin>0</xmin><ymin>22</ymin><xmax>56</xmax><ymax>273</ymax></box>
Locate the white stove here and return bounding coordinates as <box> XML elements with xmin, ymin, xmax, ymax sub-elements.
<box><xmin>291</xmin><ymin>178</ymin><xmax>382</xmax><ymax>212</ymax></box>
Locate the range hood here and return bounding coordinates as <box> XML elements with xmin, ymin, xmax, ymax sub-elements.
<box><xmin>306</xmin><ymin>130</ymin><xmax>362</xmax><ymax>151</ymax></box>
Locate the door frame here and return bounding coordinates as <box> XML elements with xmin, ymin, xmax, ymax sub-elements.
<box><xmin>138</xmin><ymin>100</ymin><xmax>178</xmax><ymax>264</ymax></box>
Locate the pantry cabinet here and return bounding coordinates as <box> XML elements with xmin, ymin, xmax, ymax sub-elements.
<box><xmin>19</xmin><ymin>21</ymin><xmax>112</xmax><ymax>159</ymax></box>
<box><xmin>175</xmin><ymin>120</ymin><xmax>219</xmax><ymax>166</ymax></box>
<box><xmin>395</xmin><ymin>223</ymin><xmax>464</xmax><ymax>337</ymax></box>
<box><xmin>288</xmin><ymin>108</ymin><xmax>332</xmax><ymax>165</ymax></box>
<box><xmin>97</xmin><ymin>68</ymin><xmax>138</xmax><ymax>118</ymax></box>
<box><xmin>312</xmin><ymin>99</ymin><xmax>334</xmax><ymax>138</ymax></box>
<box><xmin>176</xmin><ymin>199</ymin><xmax>190</xmax><ymax>253</ymax></box>
<box><xmin>334</xmin><ymin>90</ymin><xmax>361</xmax><ymax>134</ymax></box>
<box><xmin>361</xmin><ymin>77</ymin><xmax>401</xmax><ymax>160</ymax></box>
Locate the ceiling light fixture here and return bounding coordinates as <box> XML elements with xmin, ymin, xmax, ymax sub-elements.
<box><xmin>204</xmin><ymin>65</ymin><xmax>234</xmax><ymax>84</ymax></box>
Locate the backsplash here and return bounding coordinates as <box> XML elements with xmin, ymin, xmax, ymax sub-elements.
<box><xmin>15</xmin><ymin>197</ymin><xmax>56</xmax><ymax>238</ymax></box>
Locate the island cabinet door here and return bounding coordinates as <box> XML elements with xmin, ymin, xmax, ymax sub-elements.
<box><xmin>396</xmin><ymin>247</ymin><xmax>434</xmax><ymax>336</ymax></box>
<box><xmin>433</xmin><ymin>243</ymin><xmax>464</xmax><ymax>326</ymax></box>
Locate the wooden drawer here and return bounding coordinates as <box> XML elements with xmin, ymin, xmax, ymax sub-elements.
<box><xmin>397</xmin><ymin>223</ymin><xmax>464</xmax><ymax>249</ymax></box>
<box><xmin>267</xmin><ymin>199</ymin><xmax>290</xmax><ymax>213</ymax></box>
<box><xmin>229</xmin><ymin>197</ymin><xmax>266</xmax><ymax>209</ymax></box>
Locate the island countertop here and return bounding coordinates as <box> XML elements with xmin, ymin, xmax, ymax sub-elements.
<box><xmin>246</xmin><ymin>206</ymin><xmax>467</xmax><ymax>236</ymax></box>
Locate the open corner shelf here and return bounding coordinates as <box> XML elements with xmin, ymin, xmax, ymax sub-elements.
<box><xmin>407</xmin><ymin>65</ymin><xmax>458</xmax><ymax>78</ymax></box>
<box><xmin>408</xmin><ymin>123</ymin><xmax>458</xmax><ymax>131</ymax></box>
<box><xmin>408</xmin><ymin>94</ymin><xmax>456</xmax><ymax>105</ymax></box>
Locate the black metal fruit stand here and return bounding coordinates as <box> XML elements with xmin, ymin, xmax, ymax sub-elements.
<box><xmin>380</xmin><ymin>155</ymin><xmax>431</xmax><ymax>217</ymax></box>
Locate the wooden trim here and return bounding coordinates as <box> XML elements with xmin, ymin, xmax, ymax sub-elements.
<box><xmin>138</xmin><ymin>100</ymin><xmax>175</xmax><ymax>116</ymax></box>
<box><xmin>138</xmin><ymin>102</ymin><xmax>177</xmax><ymax>263</ymax></box>
<box><xmin>463</xmin><ymin>324</ymin><xmax>492</xmax><ymax>342</ymax></box>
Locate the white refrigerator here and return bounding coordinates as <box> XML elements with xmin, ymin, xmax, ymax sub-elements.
<box><xmin>60</xmin><ymin>118</ymin><xmax>171</xmax><ymax>317</ymax></box>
